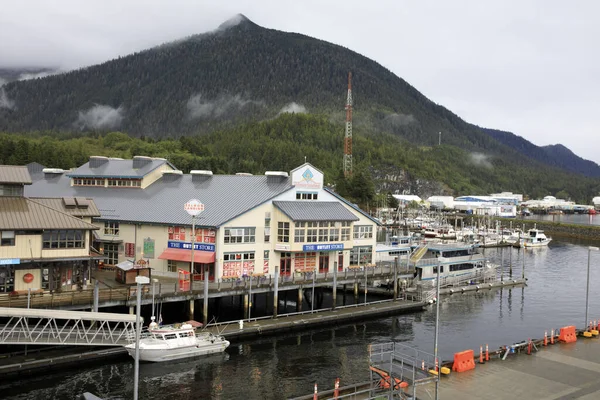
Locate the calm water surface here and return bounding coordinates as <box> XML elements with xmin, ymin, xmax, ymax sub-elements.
<box><xmin>3</xmin><ymin>237</ymin><xmax>600</xmax><ymax>399</ymax></box>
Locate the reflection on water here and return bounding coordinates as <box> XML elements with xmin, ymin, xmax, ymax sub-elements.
<box><xmin>5</xmin><ymin>238</ymin><xmax>600</xmax><ymax>399</ymax></box>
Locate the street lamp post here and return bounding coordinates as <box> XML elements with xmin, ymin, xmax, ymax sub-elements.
<box><xmin>434</xmin><ymin>257</ymin><xmax>447</xmax><ymax>400</ymax></box>
<box><xmin>133</xmin><ymin>275</ymin><xmax>150</xmax><ymax>400</ymax></box>
<box><xmin>585</xmin><ymin>246</ymin><xmax>599</xmax><ymax>330</ymax></box>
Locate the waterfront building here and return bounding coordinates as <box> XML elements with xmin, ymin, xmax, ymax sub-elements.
<box><xmin>25</xmin><ymin>157</ymin><xmax>378</xmax><ymax>281</ymax></box>
<box><xmin>0</xmin><ymin>165</ymin><xmax>102</xmax><ymax>293</ymax></box>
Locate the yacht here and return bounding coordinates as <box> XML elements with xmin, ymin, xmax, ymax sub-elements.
<box><xmin>521</xmin><ymin>228</ymin><xmax>551</xmax><ymax>248</ymax></box>
<box><xmin>125</xmin><ymin>319</ymin><xmax>230</xmax><ymax>362</ymax></box>
<box><xmin>412</xmin><ymin>243</ymin><xmax>494</xmax><ymax>287</ymax></box>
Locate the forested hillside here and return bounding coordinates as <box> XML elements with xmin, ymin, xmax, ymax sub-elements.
<box><xmin>484</xmin><ymin>128</ymin><xmax>600</xmax><ymax>178</ymax></box>
<box><xmin>2</xmin><ymin>114</ymin><xmax>599</xmax><ymax>204</ymax></box>
<box><xmin>0</xmin><ymin>15</ymin><xmax>512</xmax><ymax>152</ymax></box>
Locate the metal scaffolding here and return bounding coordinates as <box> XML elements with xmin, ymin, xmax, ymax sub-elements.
<box><xmin>0</xmin><ymin>307</ymin><xmax>137</xmax><ymax>346</ymax></box>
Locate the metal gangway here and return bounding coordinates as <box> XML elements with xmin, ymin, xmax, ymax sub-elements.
<box><xmin>369</xmin><ymin>342</ymin><xmax>439</xmax><ymax>399</ymax></box>
<box><xmin>0</xmin><ymin>307</ymin><xmax>137</xmax><ymax>346</ymax></box>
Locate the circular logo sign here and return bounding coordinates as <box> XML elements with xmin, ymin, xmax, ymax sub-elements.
<box><xmin>184</xmin><ymin>199</ymin><xmax>204</xmax><ymax>216</ymax></box>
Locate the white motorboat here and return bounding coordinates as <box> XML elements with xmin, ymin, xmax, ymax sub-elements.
<box><xmin>522</xmin><ymin>228</ymin><xmax>551</xmax><ymax>248</ymax></box>
<box><xmin>412</xmin><ymin>243</ymin><xmax>495</xmax><ymax>287</ymax></box>
<box><xmin>125</xmin><ymin>319</ymin><xmax>230</xmax><ymax>363</ymax></box>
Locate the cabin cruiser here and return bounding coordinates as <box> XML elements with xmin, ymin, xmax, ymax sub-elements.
<box><xmin>125</xmin><ymin>318</ymin><xmax>230</xmax><ymax>362</ymax></box>
<box><xmin>412</xmin><ymin>243</ymin><xmax>494</xmax><ymax>287</ymax></box>
<box><xmin>521</xmin><ymin>228</ymin><xmax>551</xmax><ymax>248</ymax></box>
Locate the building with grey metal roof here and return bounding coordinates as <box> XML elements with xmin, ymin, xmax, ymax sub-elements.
<box><xmin>0</xmin><ymin>173</ymin><xmax>102</xmax><ymax>294</ymax></box>
<box><xmin>24</xmin><ymin>158</ymin><xmax>378</xmax><ymax>282</ymax></box>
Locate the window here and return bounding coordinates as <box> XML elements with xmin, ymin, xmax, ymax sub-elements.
<box><xmin>73</xmin><ymin>178</ymin><xmax>105</xmax><ymax>186</ymax></box>
<box><xmin>350</xmin><ymin>246</ymin><xmax>373</xmax><ymax>265</ymax></box>
<box><xmin>264</xmin><ymin>218</ymin><xmax>271</xmax><ymax>242</ymax></box>
<box><xmin>167</xmin><ymin>260</ymin><xmax>178</xmax><ymax>273</ymax></box>
<box><xmin>103</xmin><ymin>243</ymin><xmax>119</xmax><ymax>265</ymax></box>
<box><xmin>223</xmin><ymin>252</ymin><xmax>255</xmax><ymax>261</ymax></box>
<box><xmin>318</xmin><ymin>228</ymin><xmax>328</xmax><ymax>242</ymax></box>
<box><xmin>42</xmin><ymin>230</ymin><xmax>84</xmax><ymax>249</ymax></box>
<box><xmin>107</xmin><ymin>179</ymin><xmax>141</xmax><ymax>187</ymax></box>
<box><xmin>341</xmin><ymin>227</ymin><xmax>351</xmax><ymax>241</ymax></box>
<box><xmin>264</xmin><ymin>250</ymin><xmax>269</xmax><ymax>260</ymax></box>
<box><xmin>353</xmin><ymin>225</ymin><xmax>373</xmax><ymax>239</ymax></box>
<box><xmin>224</xmin><ymin>227</ymin><xmax>255</xmax><ymax>244</ymax></box>
<box><xmin>1</xmin><ymin>231</ymin><xmax>15</xmax><ymax>246</ymax></box>
<box><xmin>294</xmin><ymin>222</ymin><xmax>305</xmax><ymax>243</ymax></box>
<box><xmin>306</xmin><ymin>223</ymin><xmax>318</xmax><ymax>243</ymax></box>
<box><xmin>277</xmin><ymin>222</ymin><xmax>290</xmax><ymax>243</ymax></box>
<box><xmin>329</xmin><ymin>228</ymin><xmax>339</xmax><ymax>242</ymax></box>
<box><xmin>295</xmin><ymin>192</ymin><xmax>318</xmax><ymax>200</ymax></box>
<box><xmin>0</xmin><ymin>185</ymin><xmax>23</xmax><ymax>196</ymax></box>
<box><xmin>104</xmin><ymin>221</ymin><xmax>119</xmax><ymax>236</ymax></box>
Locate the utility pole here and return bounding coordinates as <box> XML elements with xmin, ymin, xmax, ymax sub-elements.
<box><xmin>343</xmin><ymin>72</ymin><xmax>353</xmax><ymax>178</ymax></box>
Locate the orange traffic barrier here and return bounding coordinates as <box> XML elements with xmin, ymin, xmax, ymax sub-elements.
<box><xmin>333</xmin><ymin>378</ymin><xmax>340</xmax><ymax>399</ymax></box>
<box><xmin>452</xmin><ymin>350</ymin><xmax>476</xmax><ymax>372</ymax></box>
<box><xmin>559</xmin><ymin>326</ymin><xmax>577</xmax><ymax>343</ymax></box>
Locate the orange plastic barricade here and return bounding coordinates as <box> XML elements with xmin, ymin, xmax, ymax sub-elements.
<box><xmin>559</xmin><ymin>326</ymin><xmax>577</xmax><ymax>343</ymax></box>
<box><xmin>452</xmin><ymin>350</ymin><xmax>475</xmax><ymax>372</ymax></box>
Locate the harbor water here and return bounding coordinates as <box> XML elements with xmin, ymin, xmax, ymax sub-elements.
<box><xmin>2</xmin><ymin>237</ymin><xmax>600</xmax><ymax>399</ymax></box>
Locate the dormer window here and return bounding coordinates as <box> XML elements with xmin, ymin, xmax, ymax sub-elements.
<box><xmin>296</xmin><ymin>192</ymin><xmax>318</xmax><ymax>200</ymax></box>
<box><xmin>73</xmin><ymin>178</ymin><xmax>104</xmax><ymax>186</ymax></box>
<box><xmin>107</xmin><ymin>179</ymin><xmax>141</xmax><ymax>188</ymax></box>
<box><xmin>0</xmin><ymin>184</ymin><xmax>24</xmax><ymax>197</ymax></box>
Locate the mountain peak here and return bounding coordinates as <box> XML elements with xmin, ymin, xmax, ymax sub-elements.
<box><xmin>217</xmin><ymin>14</ymin><xmax>254</xmax><ymax>31</ymax></box>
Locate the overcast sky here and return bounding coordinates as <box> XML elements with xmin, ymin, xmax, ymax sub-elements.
<box><xmin>2</xmin><ymin>1</ymin><xmax>599</xmax><ymax>163</ymax></box>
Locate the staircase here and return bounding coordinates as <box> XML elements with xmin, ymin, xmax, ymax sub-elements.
<box><xmin>410</xmin><ymin>244</ymin><xmax>428</xmax><ymax>264</ymax></box>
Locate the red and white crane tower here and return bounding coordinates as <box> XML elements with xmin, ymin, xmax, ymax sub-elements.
<box><xmin>343</xmin><ymin>72</ymin><xmax>353</xmax><ymax>178</ymax></box>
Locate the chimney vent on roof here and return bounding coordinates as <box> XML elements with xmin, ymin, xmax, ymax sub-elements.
<box><xmin>235</xmin><ymin>173</ymin><xmax>253</xmax><ymax>176</ymax></box>
<box><xmin>133</xmin><ymin>155</ymin><xmax>153</xmax><ymax>169</ymax></box>
<box><xmin>89</xmin><ymin>156</ymin><xmax>109</xmax><ymax>168</ymax></box>
<box><xmin>42</xmin><ymin>168</ymin><xmax>65</xmax><ymax>174</ymax></box>
<box><xmin>265</xmin><ymin>171</ymin><xmax>289</xmax><ymax>178</ymax></box>
<box><xmin>190</xmin><ymin>170</ymin><xmax>213</xmax><ymax>176</ymax></box>
<box><xmin>163</xmin><ymin>170</ymin><xmax>183</xmax><ymax>175</ymax></box>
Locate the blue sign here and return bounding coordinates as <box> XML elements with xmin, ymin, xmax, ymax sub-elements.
<box><xmin>302</xmin><ymin>243</ymin><xmax>344</xmax><ymax>252</ymax></box>
<box><xmin>0</xmin><ymin>258</ymin><xmax>20</xmax><ymax>265</ymax></box>
<box><xmin>168</xmin><ymin>241</ymin><xmax>215</xmax><ymax>252</ymax></box>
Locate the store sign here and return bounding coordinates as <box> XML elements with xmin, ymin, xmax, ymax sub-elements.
<box><xmin>275</xmin><ymin>244</ymin><xmax>291</xmax><ymax>251</ymax></box>
<box><xmin>302</xmin><ymin>243</ymin><xmax>344</xmax><ymax>252</ymax></box>
<box><xmin>0</xmin><ymin>258</ymin><xmax>20</xmax><ymax>265</ymax></box>
<box><xmin>168</xmin><ymin>241</ymin><xmax>215</xmax><ymax>252</ymax></box>
<box><xmin>292</xmin><ymin>167</ymin><xmax>323</xmax><ymax>189</ymax></box>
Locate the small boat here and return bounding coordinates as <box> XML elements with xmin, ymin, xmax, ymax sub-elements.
<box><xmin>521</xmin><ymin>228</ymin><xmax>551</xmax><ymax>248</ymax></box>
<box><xmin>125</xmin><ymin>318</ymin><xmax>230</xmax><ymax>362</ymax></box>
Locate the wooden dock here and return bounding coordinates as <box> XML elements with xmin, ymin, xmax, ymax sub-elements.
<box><xmin>203</xmin><ymin>299</ymin><xmax>426</xmax><ymax>341</ymax></box>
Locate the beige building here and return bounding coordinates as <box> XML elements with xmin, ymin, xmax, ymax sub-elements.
<box><xmin>26</xmin><ymin>157</ymin><xmax>379</xmax><ymax>282</ymax></box>
<box><xmin>0</xmin><ymin>165</ymin><xmax>101</xmax><ymax>293</ymax></box>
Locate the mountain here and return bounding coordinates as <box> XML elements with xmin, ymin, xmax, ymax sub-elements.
<box><xmin>1</xmin><ymin>14</ymin><xmax>599</xmax><ymax>201</ymax></box>
<box><xmin>0</xmin><ymin>15</ymin><xmax>499</xmax><ymax>149</ymax></box>
<box><xmin>484</xmin><ymin>128</ymin><xmax>600</xmax><ymax>178</ymax></box>
<box><xmin>0</xmin><ymin>67</ymin><xmax>58</xmax><ymax>85</ymax></box>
